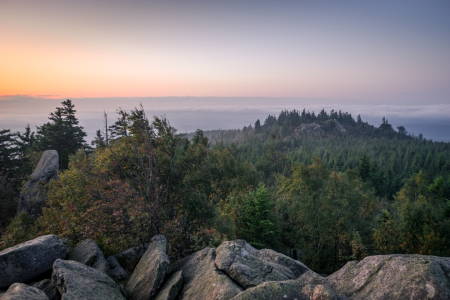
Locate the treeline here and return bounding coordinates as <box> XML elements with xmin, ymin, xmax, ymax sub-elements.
<box><xmin>198</xmin><ymin>109</ymin><xmax>450</xmax><ymax>200</ymax></box>
<box><xmin>1</xmin><ymin>102</ymin><xmax>450</xmax><ymax>275</ymax></box>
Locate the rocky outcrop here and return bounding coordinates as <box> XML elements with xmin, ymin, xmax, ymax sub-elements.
<box><xmin>0</xmin><ymin>235</ymin><xmax>67</xmax><ymax>288</ymax></box>
<box><xmin>172</xmin><ymin>247</ymin><xmax>243</xmax><ymax>300</ymax></box>
<box><xmin>230</xmin><ymin>280</ymin><xmax>309</xmax><ymax>300</ymax></box>
<box><xmin>215</xmin><ymin>240</ymin><xmax>310</xmax><ymax>289</ymax></box>
<box><xmin>67</xmin><ymin>239</ymin><xmax>109</xmax><ymax>274</ymax></box>
<box><xmin>2</xmin><ymin>233</ymin><xmax>450</xmax><ymax>300</ymax></box>
<box><xmin>30</xmin><ymin>279</ymin><xmax>61</xmax><ymax>300</ymax></box>
<box><xmin>327</xmin><ymin>254</ymin><xmax>450</xmax><ymax>300</ymax></box>
<box><xmin>126</xmin><ymin>235</ymin><xmax>171</xmax><ymax>300</ymax></box>
<box><xmin>18</xmin><ymin>150</ymin><xmax>59</xmax><ymax>218</ymax></box>
<box><xmin>30</xmin><ymin>150</ymin><xmax>59</xmax><ymax>183</ymax></box>
<box><xmin>295</xmin><ymin>123</ymin><xmax>324</xmax><ymax>137</ymax></box>
<box><xmin>155</xmin><ymin>271</ymin><xmax>183</xmax><ymax>300</ymax></box>
<box><xmin>0</xmin><ymin>283</ymin><xmax>48</xmax><ymax>300</ymax></box>
<box><xmin>51</xmin><ymin>259</ymin><xmax>124</xmax><ymax>300</ymax></box>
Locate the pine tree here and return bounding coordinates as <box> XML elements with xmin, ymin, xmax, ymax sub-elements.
<box><xmin>36</xmin><ymin>100</ymin><xmax>87</xmax><ymax>169</ymax></box>
<box><xmin>0</xmin><ymin>129</ymin><xmax>16</xmax><ymax>175</ymax></box>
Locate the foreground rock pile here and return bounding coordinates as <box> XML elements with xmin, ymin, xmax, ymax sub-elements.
<box><xmin>1</xmin><ymin>234</ymin><xmax>450</xmax><ymax>300</ymax></box>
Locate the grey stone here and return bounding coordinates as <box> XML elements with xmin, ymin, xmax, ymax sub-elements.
<box><xmin>295</xmin><ymin>123</ymin><xmax>324</xmax><ymax>137</ymax></box>
<box><xmin>114</xmin><ymin>245</ymin><xmax>145</xmax><ymax>275</ymax></box>
<box><xmin>230</xmin><ymin>280</ymin><xmax>309</xmax><ymax>300</ymax></box>
<box><xmin>31</xmin><ymin>150</ymin><xmax>59</xmax><ymax>183</ymax></box>
<box><xmin>51</xmin><ymin>259</ymin><xmax>124</xmax><ymax>300</ymax></box>
<box><xmin>30</xmin><ymin>279</ymin><xmax>61</xmax><ymax>300</ymax></box>
<box><xmin>107</xmin><ymin>255</ymin><xmax>129</xmax><ymax>281</ymax></box>
<box><xmin>0</xmin><ymin>235</ymin><xmax>67</xmax><ymax>288</ymax></box>
<box><xmin>327</xmin><ymin>254</ymin><xmax>450</xmax><ymax>300</ymax></box>
<box><xmin>126</xmin><ymin>235</ymin><xmax>171</xmax><ymax>300</ymax></box>
<box><xmin>0</xmin><ymin>283</ymin><xmax>48</xmax><ymax>300</ymax></box>
<box><xmin>18</xmin><ymin>180</ymin><xmax>47</xmax><ymax>217</ymax></box>
<box><xmin>67</xmin><ymin>239</ymin><xmax>109</xmax><ymax>274</ymax></box>
<box><xmin>155</xmin><ymin>271</ymin><xmax>183</xmax><ymax>300</ymax></box>
<box><xmin>215</xmin><ymin>240</ymin><xmax>310</xmax><ymax>289</ymax></box>
<box><xmin>172</xmin><ymin>247</ymin><xmax>242</xmax><ymax>300</ymax></box>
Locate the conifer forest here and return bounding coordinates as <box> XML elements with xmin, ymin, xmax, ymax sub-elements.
<box><xmin>1</xmin><ymin>100</ymin><xmax>450</xmax><ymax>274</ymax></box>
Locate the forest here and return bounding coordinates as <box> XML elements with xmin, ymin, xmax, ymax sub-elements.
<box><xmin>1</xmin><ymin>100</ymin><xmax>450</xmax><ymax>274</ymax></box>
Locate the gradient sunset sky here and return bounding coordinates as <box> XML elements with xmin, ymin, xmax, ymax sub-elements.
<box><xmin>1</xmin><ymin>0</ymin><xmax>449</xmax><ymax>103</ymax></box>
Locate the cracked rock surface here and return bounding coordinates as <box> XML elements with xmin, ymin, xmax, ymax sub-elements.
<box><xmin>52</xmin><ymin>259</ymin><xmax>124</xmax><ymax>300</ymax></box>
<box><xmin>172</xmin><ymin>247</ymin><xmax>242</xmax><ymax>300</ymax></box>
<box><xmin>215</xmin><ymin>240</ymin><xmax>310</xmax><ymax>289</ymax></box>
<box><xmin>327</xmin><ymin>254</ymin><xmax>450</xmax><ymax>300</ymax></box>
<box><xmin>0</xmin><ymin>235</ymin><xmax>67</xmax><ymax>288</ymax></box>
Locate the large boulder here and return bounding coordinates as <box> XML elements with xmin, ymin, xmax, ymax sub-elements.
<box><xmin>51</xmin><ymin>259</ymin><xmax>124</xmax><ymax>300</ymax></box>
<box><xmin>327</xmin><ymin>254</ymin><xmax>450</xmax><ymax>300</ymax></box>
<box><xmin>18</xmin><ymin>180</ymin><xmax>47</xmax><ymax>217</ymax></box>
<box><xmin>172</xmin><ymin>247</ymin><xmax>243</xmax><ymax>300</ymax></box>
<box><xmin>155</xmin><ymin>271</ymin><xmax>183</xmax><ymax>300</ymax></box>
<box><xmin>31</xmin><ymin>150</ymin><xmax>59</xmax><ymax>183</ymax></box>
<box><xmin>30</xmin><ymin>279</ymin><xmax>61</xmax><ymax>300</ymax></box>
<box><xmin>230</xmin><ymin>280</ymin><xmax>309</xmax><ymax>300</ymax></box>
<box><xmin>0</xmin><ymin>283</ymin><xmax>48</xmax><ymax>300</ymax></box>
<box><xmin>0</xmin><ymin>235</ymin><xmax>67</xmax><ymax>288</ymax></box>
<box><xmin>19</xmin><ymin>150</ymin><xmax>59</xmax><ymax>218</ymax></box>
<box><xmin>67</xmin><ymin>239</ymin><xmax>109</xmax><ymax>274</ymax></box>
<box><xmin>126</xmin><ymin>235</ymin><xmax>171</xmax><ymax>300</ymax></box>
<box><xmin>215</xmin><ymin>240</ymin><xmax>310</xmax><ymax>289</ymax></box>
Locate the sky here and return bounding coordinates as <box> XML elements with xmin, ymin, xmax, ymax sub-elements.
<box><xmin>1</xmin><ymin>0</ymin><xmax>450</xmax><ymax>141</ymax></box>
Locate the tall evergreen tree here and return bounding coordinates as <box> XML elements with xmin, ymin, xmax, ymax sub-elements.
<box><xmin>0</xmin><ymin>129</ymin><xmax>16</xmax><ymax>175</ymax></box>
<box><xmin>36</xmin><ymin>100</ymin><xmax>87</xmax><ymax>169</ymax></box>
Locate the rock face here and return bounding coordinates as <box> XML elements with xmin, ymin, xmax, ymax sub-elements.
<box><xmin>0</xmin><ymin>235</ymin><xmax>67</xmax><ymax>288</ymax></box>
<box><xmin>215</xmin><ymin>240</ymin><xmax>310</xmax><ymax>289</ymax></box>
<box><xmin>327</xmin><ymin>254</ymin><xmax>450</xmax><ymax>300</ymax></box>
<box><xmin>67</xmin><ymin>239</ymin><xmax>109</xmax><ymax>274</ymax></box>
<box><xmin>18</xmin><ymin>180</ymin><xmax>47</xmax><ymax>218</ymax></box>
<box><xmin>19</xmin><ymin>150</ymin><xmax>59</xmax><ymax>218</ymax></box>
<box><xmin>172</xmin><ymin>247</ymin><xmax>243</xmax><ymax>300</ymax></box>
<box><xmin>230</xmin><ymin>280</ymin><xmax>309</xmax><ymax>300</ymax></box>
<box><xmin>30</xmin><ymin>150</ymin><xmax>59</xmax><ymax>183</ymax></box>
<box><xmin>51</xmin><ymin>259</ymin><xmax>124</xmax><ymax>300</ymax></box>
<box><xmin>0</xmin><ymin>283</ymin><xmax>48</xmax><ymax>300</ymax></box>
<box><xmin>295</xmin><ymin>123</ymin><xmax>324</xmax><ymax>137</ymax></box>
<box><xmin>155</xmin><ymin>271</ymin><xmax>183</xmax><ymax>300</ymax></box>
<box><xmin>126</xmin><ymin>235</ymin><xmax>171</xmax><ymax>300</ymax></box>
<box><xmin>30</xmin><ymin>279</ymin><xmax>61</xmax><ymax>300</ymax></box>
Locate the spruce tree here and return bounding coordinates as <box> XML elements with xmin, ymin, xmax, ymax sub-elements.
<box><xmin>36</xmin><ymin>100</ymin><xmax>87</xmax><ymax>169</ymax></box>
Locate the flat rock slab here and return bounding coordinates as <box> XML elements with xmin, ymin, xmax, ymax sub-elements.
<box><xmin>327</xmin><ymin>254</ymin><xmax>450</xmax><ymax>300</ymax></box>
<box><xmin>155</xmin><ymin>271</ymin><xmax>183</xmax><ymax>300</ymax></box>
<box><xmin>52</xmin><ymin>259</ymin><xmax>124</xmax><ymax>300</ymax></box>
<box><xmin>31</xmin><ymin>150</ymin><xmax>59</xmax><ymax>183</ymax></box>
<box><xmin>67</xmin><ymin>239</ymin><xmax>109</xmax><ymax>274</ymax></box>
<box><xmin>0</xmin><ymin>235</ymin><xmax>67</xmax><ymax>288</ymax></box>
<box><xmin>230</xmin><ymin>280</ymin><xmax>309</xmax><ymax>300</ymax></box>
<box><xmin>126</xmin><ymin>235</ymin><xmax>171</xmax><ymax>300</ymax></box>
<box><xmin>215</xmin><ymin>240</ymin><xmax>310</xmax><ymax>289</ymax></box>
<box><xmin>172</xmin><ymin>247</ymin><xmax>242</xmax><ymax>300</ymax></box>
<box><xmin>0</xmin><ymin>283</ymin><xmax>48</xmax><ymax>300</ymax></box>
